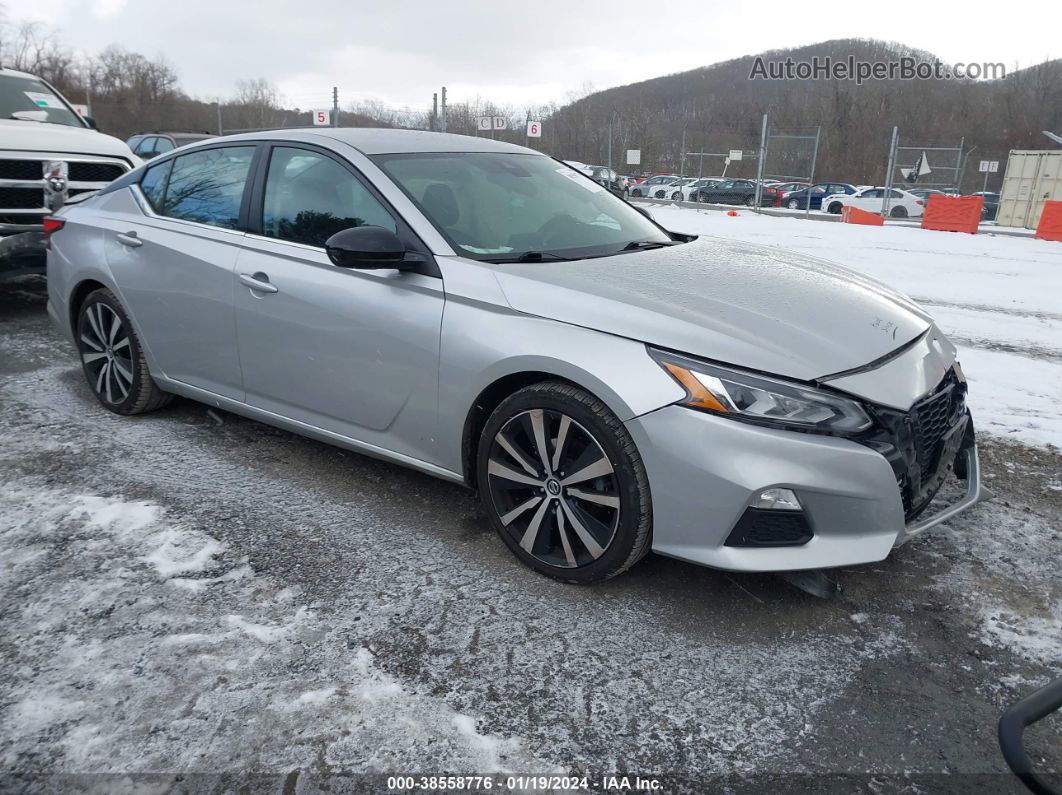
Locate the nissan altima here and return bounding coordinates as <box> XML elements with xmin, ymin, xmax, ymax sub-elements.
<box><xmin>45</xmin><ymin>129</ymin><xmax>985</xmax><ymax>583</ymax></box>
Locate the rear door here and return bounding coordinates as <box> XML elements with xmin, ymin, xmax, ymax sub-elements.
<box><xmin>232</xmin><ymin>143</ymin><xmax>444</xmax><ymax>462</ymax></box>
<box><xmin>102</xmin><ymin>143</ymin><xmax>258</xmax><ymax>399</ymax></box>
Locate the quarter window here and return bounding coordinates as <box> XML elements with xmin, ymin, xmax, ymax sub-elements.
<box><xmin>161</xmin><ymin>146</ymin><xmax>255</xmax><ymax>229</ymax></box>
<box><xmin>139</xmin><ymin>159</ymin><xmax>172</xmax><ymax>212</ymax></box>
<box><xmin>261</xmin><ymin>147</ymin><xmax>396</xmax><ymax>248</ymax></box>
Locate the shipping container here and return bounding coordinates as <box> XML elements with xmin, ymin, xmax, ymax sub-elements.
<box><xmin>996</xmin><ymin>150</ymin><xmax>1062</xmax><ymax>229</ymax></box>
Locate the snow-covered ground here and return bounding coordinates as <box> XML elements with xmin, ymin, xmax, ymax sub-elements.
<box><xmin>648</xmin><ymin>206</ymin><xmax>1062</xmax><ymax>449</ymax></box>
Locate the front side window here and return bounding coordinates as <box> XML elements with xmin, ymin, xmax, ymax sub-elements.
<box><xmin>139</xmin><ymin>159</ymin><xmax>172</xmax><ymax>212</ymax></box>
<box><xmin>161</xmin><ymin>146</ymin><xmax>254</xmax><ymax>229</ymax></box>
<box><xmin>375</xmin><ymin>152</ymin><xmax>672</xmax><ymax>260</ymax></box>
<box><xmin>261</xmin><ymin>147</ymin><xmax>396</xmax><ymax>248</ymax></box>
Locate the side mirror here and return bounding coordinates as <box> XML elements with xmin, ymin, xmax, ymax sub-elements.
<box><xmin>325</xmin><ymin>226</ymin><xmax>412</xmax><ymax>269</ymax></box>
<box><xmin>83</xmin><ymin>116</ymin><xmax>99</xmax><ymax>130</ymax></box>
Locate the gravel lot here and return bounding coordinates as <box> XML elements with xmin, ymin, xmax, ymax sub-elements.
<box><xmin>2</xmin><ymin>275</ymin><xmax>1060</xmax><ymax>794</ymax></box>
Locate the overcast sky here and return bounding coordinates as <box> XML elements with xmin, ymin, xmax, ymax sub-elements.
<box><xmin>6</xmin><ymin>0</ymin><xmax>1057</xmax><ymax>112</ymax></box>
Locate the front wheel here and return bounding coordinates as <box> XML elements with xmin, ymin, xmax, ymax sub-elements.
<box><xmin>477</xmin><ymin>382</ymin><xmax>652</xmax><ymax>583</ymax></box>
<box><xmin>77</xmin><ymin>288</ymin><xmax>173</xmax><ymax>415</ymax></box>
<box><xmin>630</xmin><ymin>188</ymin><xmax>642</xmax><ymax>197</ymax></box>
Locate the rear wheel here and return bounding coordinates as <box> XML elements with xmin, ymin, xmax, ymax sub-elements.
<box><xmin>744</xmin><ymin>195</ymin><xmax>755</xmax><ymax>206</ymax></box>
<box><xmin>76</xmin><ymin>288</ymin><xmax>172</xmax><ymax>415</ymax></box>
<box><xmin>890</xmin><ymin>206</ymin><xmax>908</xmax><ymax>218</ymax></box>
<box><xmin>653</xmin><ymin>189</ymin><xmax>666</xmax><ymax>199</ymax></box>
<box><xmin>828</xmin><ymin>202</ymin><xmax>843</xmax><ymax>214</ymax></box>
<box><xmin>477</xmin><ymin>382</ymin><xmax>652</xmax><ymax>583</ymax></box>
<box><xmin>671</xmin><ymin>191</ymin><xmax>682</xmax><ymax>200</ymax></box>
<box><xmin>786</xmin><ymin>199</ymin><xmax>800</xmax><ymax>210</ymax></box>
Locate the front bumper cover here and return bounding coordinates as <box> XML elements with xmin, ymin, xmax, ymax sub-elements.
<box><xmin>625</xmin><ymin>401</ymin><xmax>986</xmax><ymax>573</ymax></box>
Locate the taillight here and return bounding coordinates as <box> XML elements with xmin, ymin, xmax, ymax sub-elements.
<box><xmin>42</xmin><ymin>216</ymin><xmax>65</xmax><ymax>249</ymax></box>
<box><xmin>916</xmin><ymin>199</ymin><xmax>924</xmax><ymax>206</ymax></box>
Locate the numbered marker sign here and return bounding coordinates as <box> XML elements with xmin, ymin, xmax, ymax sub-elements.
<box><xmin>492</xmin><ymin>116</ymin><xmax>507</xmax><ymax>131</ymax></box>
<box><xmin>526</xmin><ymin>121</ymin><xmax>541</xmax><ymax>138</ymax></box>
<box><xmin>312</xmin><ymin>110</ymin><xmax>330</xmax><ymax>126</ymax></box>
<box><xmin>477</xmin><ymin>116</ymin><xmax>492</xmax><ymax>131</ymax></box>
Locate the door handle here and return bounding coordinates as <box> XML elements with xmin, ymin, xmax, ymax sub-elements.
<box><xmin>239</xmin><ymin>272</ymin><xmax>278</xmax><ymax>293</ymax></box>
<box><xmin>116</xmin><ymin>232</ymin><xmax>143</xmax><ymax>248</ymax></box>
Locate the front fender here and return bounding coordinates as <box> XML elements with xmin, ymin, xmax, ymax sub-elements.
<box><xmin>436</xmin><ymin>297</ymin><xmax>684</xmax><ymax>476</ymax></box>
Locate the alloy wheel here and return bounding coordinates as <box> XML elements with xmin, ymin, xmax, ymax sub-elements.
<box><xmin>78</xmin><ymin>302</ymin><xmax>135</xmax><ymax>405</ymax></box>
<box><xmin>486</xmin><ymin>408</ymin><xmax>620</xmax><ymax>569</ymax></box>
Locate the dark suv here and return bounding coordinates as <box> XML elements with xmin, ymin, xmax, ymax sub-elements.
<box><xmin>126</xmin><ymin>131</ymin><xmax>215</xmax><ymax>161</ymax></box>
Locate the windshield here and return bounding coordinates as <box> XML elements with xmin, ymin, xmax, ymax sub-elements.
<box><xmin>0</xmin><ymin>74</ymin><xmax>85</xmax><ymax>128</ymax></box>
<box><xmin>374</xmin><ymin>152</ymin><xmax>672</xmax><ymax>260</ymax></box>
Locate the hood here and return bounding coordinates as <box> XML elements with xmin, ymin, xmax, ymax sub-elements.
<box><xmin>0</xmin><ymin>119</ymin><xmax>137</xmax><ymax>164</ymax></box>
<box><xmin>490</xmin><ymin>235</ymin><xmax>932</xmax><ymax>382</ymax></box>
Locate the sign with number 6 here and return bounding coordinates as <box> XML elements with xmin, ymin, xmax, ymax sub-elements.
<box><xmin>526</xmin><ymin>121</ymin><xmax>541</xmax><ymax>138</ymax></box>
<box><xmin>312</xmin><ymin>110</ymin><xmax>330</xmax><ymax>126</ymax></box>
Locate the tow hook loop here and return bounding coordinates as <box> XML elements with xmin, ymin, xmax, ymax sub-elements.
<box><xmin>778</xmin><ymin>569</ymin><xmax>842</xmax><ymax>599</ymax></box>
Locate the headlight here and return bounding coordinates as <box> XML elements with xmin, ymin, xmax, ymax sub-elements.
<box><xmin>651</xmin><ymin>349</ymin><xmax>872</xmax><ymax>434</ymax></box>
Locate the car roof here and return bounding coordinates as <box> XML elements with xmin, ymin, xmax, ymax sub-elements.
<box><xmin>215</xmin><ymin>128</ymin><xmax>536</xmax><ymax>156</ymax></box>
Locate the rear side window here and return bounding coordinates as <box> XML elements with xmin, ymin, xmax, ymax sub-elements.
<box><xmin>260</xmin><ymin>146</ymin><xmax>396</xmax><ymax>248</ymax></box>
<box><xmin>161</xmin><ymin>146</ymin><xmax>254</xmax><ymax>229</ymax></box>
<box><xmin>139</xmin><ymin>159</ymin><xmax>172</xmax><ymax>212</ymax></box>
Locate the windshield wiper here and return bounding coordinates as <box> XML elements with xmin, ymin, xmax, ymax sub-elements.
<box><xmin>482</xmin><ymin>251</ymin><xmax>572</xmax><ymax>263</ymax></box>
<box><xmin>619</xmin><ymin>240</ymin><xmax>678</xmax><ymax>252</ymax></box>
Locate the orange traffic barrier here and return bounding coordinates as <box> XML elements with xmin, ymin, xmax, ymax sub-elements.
<box><xmin>726</xmin><ymin>210</ymin><xmax>738</xmax><ymax>216</ymax></box>
<box><xmin>1035</xmin><ymin>200</ymin><xmax>1062</xmax><ymax>242</ymax></box>
<box><xmin>841</xmin><ymin>206</ymin><xmax>884</xmax><ymax>226</ymax></box>
<box><xmin>921</xmin><ymin>195</ymin><xmax>982</xmax><ymax>234</ymax></box>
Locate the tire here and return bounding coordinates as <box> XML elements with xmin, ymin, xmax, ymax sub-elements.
<box><xmin>890</xmin><ymin>206</ymin><xmax>908</xmax><ymax>218</ymax></box>
<box><xmin>653</xmin><ymin>190</ymin><xmax>665</xmax><ymax>199</ymax></box>
<box><xmin>827</xmin><ymin>202</ymin><xmax>843</xmax><ymax>214</ymax></box>
<box><xmin>671</xmin><ymin>191</ymin><xmax>682</xmax><ymax>200</ymax></box>
<box><xmin>786</xmin><ymin>199</ymin><xmax>800</xmax><ymax>210</ymax></box>
<box><xmin>477</xmin><ymin>381</ymin><xmax>652</xmax><ymax>584</ymax></box>
<box><xmin>76</xmin><ymin>288</ymin><xmax>173</xmax><ymax>415</ymax></box>
<box><xmin>744</xmin><ymin>195</ymin><xmax>755</xmax><ymax>207</ymax></box>
<box><xmin>631</xmin><ymin>188</ymin><xmax>642</xmax><ymax>197</ymax></box>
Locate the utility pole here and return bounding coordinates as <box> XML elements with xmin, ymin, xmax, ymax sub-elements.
<box><xmin>882</xmin><ymin>125</ymin><xmax>898</xmax><ymax>217</ymax></box>
<box><xmin>679</xmin><ymin>127</ymin><xmax>687</xmax><ymax>178</ymax></box>
<box><xmin>753</xmin><ymin>114</ymin><xmax>768</xmax><ymax>213</ymax></box>
<box><xmin>805</xmin><ymin>126</ymin><xmax>821</xmax><ymax>220</ymax></box>
<box><xmin>432</xmin><ymin>93</ymin><xmax>438</xmax><ymax>132</ymax></box>
<box><xmin>332</xmin><ymin>86</ymin><xmax>339</xmax><ymax>127</ymax></box>
<box><xmin>440</xmin><ymin>86</ymin><xmax>447</xmax><ymax>133</ymax></box>
<box><xmin>607</xmin><ymin>114</ymin><xmax>613</xmax><ymax>174</ymax></box>
<box><xmin>216</xmin><ymin>99</ymin><xmax>223</xmax><ymax>136</ymax></box>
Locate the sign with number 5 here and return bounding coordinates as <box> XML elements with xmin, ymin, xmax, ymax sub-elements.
<box><xmin>526</xmin><ymin>121</ymin><xmax>541</xmax><ymax>138</ymax></box>
<box><xmin>312</xmin><ymin>110</ymin><xmax>330</xmax><ymax>126</ymax></box>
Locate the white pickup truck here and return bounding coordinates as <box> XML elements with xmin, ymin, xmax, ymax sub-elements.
<box><xmin>0</xmin><ymin>66</ymin><xmax>139</xmax><ymax>281</ymax></box>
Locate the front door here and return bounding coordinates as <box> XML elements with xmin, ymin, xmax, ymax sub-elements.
<box><xmin>232</xmin><ymin>144</ymin><xmax>444</xmax><ymax>463</ymax></box>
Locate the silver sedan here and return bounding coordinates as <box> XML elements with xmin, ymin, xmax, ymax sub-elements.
<box><xmin>44</xmin><ymin>129</ymin><xmax>984</xmax><ymax>583</ymax></box>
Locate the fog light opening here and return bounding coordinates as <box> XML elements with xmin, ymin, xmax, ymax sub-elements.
<box><xmin>751</xmin><ymin>487</ymin><xmax>802</xmax><ymax>511</ymax></box>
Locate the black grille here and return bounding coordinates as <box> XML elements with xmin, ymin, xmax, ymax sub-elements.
<box><xmin>69</xmin><ymin>162</ymin><xmax>125</xmax><ymax>182</ymax></box>
<box><xmin>914</xmin><ymin>378</ymin><xmax>960</xmax><ymax>481</ymax></box>
<box><xmin>725</xmin><ymin>508</ymin><xmax>813</xmax><ymax>547</ymax></box>
<box><xmin>0</xmin><ymin>159</ymin><xmax>41</xmax><ymax>180</ymax></box>
<box><xmin>861</xmin><ymin>368</ymin><xmax>970</xmax><ymax>521</ymax></box>
<box><xmin>0</xmin><ymin>187</ymin><xmax>44</xmax><ymax>209</ymax></box>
